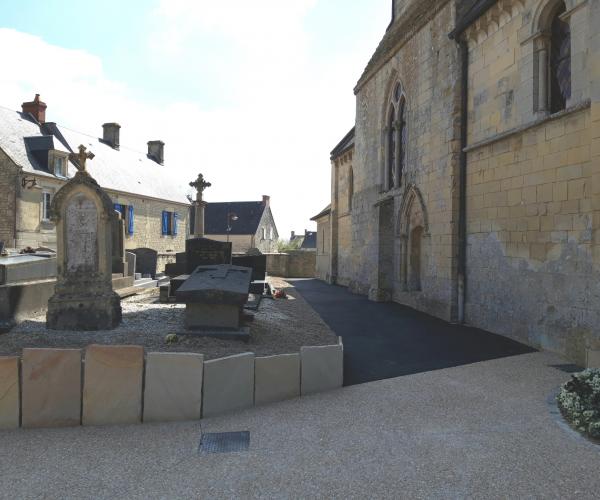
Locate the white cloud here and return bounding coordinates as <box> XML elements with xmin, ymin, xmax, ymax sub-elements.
<box><xmin>0</xmin><ymin>2</ymin><xmax>387</xmax><ymax>237</ymax></box>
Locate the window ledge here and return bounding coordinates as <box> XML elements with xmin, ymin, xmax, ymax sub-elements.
<box><xmin>464</xmin><ymin>99</ymin><xmax>591</xmax><ymax>153</ymax></box>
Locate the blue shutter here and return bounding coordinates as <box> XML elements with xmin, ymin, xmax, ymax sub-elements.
<box><xmin>127</xmin><ymin>205</ymin><xmax>134</xmax><ymax>235</ymax></box>
<box><xmin>173</xmin><ymin>213</ymin><xmax>179</xmax><ymax>236</ymax></box>
<box><xmin>113</xmin><ymin>203</ymin><xmax>124</xmax><ymax>215</ymax></box>
<box><xmin>162</xmin><ymin>211</ymin><xmax>169</xmax><ymax>235</ymax></box>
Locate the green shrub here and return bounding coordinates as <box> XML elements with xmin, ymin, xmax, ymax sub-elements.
<box><xmin>557</xmin><ymin>368</ymin><xmax>600</xmax><ymax>440</ymax></box>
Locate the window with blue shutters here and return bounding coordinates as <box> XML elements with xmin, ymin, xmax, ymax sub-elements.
<box><xmin>127</xmin><ymin>205</ymin><xmax>134</xmax><ymax>235</ymax></box>
<box><xmin>162</xmin><ymin>210</ymin><xmax>180</xmax><ymax>236</ymax></box>
<box><xmin>162</xmin><ymin>211</ymin><xmax>169</xmax><ymax>235</ymax></box>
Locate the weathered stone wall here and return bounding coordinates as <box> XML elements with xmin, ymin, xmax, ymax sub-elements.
<box><xmin>0</xmin><ymin>149</ymin><xmax>18</xmax><ymax>246</ymax></box>
<box><xmin>110</xmin><ymin>193</ymin><xmax>188</xmax><ymax>255</ymax></box>
<box><xmin>463</xmin><ymin>0</ymin><xmax>599</xmax><ymax>364</ymax></box>
<box><xmin>331</xmin><ymin>150</ymin><xmax>354</xmax><ymax>287</ymax></box>
<box><xmin>266</xmin><ymin>252</ymin><xmax>316</xmax><ymax>278</ymax></box>
<box><xmin>11</xmin><ymin>182</ymin><xmax>189</xmax><ymax>255</ymax></box>
<box><xmin>352</xmin><ymin>1</ymin><xmax>460</xmax><ymax>320</ymax></box>
<box><xmin>315</xmin><ymin>214</ymin><xmax>331</xmax><ymax>281</ymax></box>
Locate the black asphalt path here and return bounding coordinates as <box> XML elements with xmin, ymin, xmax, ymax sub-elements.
<box><xmin>292</xmin><ymin>279</ymin><xmax>536</xmax><ymax>386</ymax></box>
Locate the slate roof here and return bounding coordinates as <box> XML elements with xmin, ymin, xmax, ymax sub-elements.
<box><xmin>0</xmin><ymin>105</ymin><xmax>190</xmax><ymax>205</ymax></box>
<box><xmin>450</xmin><ymin>0</ymin><xmax>498</xmax><ymax>39</ymax></box>
<box><xmin>301</xmin><ymin>231</ymin><xmax>317</xmax><ymax>249</ymax></box>
<box><xmin>204</xmin><ymin>201</ymin><xmax>267</xmax><ymax>236</ymax></box>
<box><xmin>310</xmin><ymin>204</ymin><xmax>331</xmax><ymax>221</ymax></box>
<box><xmin>330</xmin><ymin>128</ymin><xmax>355</xmax><ymax>160</ymax></box>
<box><xmin>355</xmin><ymin>0</ymin><xmax>452</xmax><ymax>92</ymax></box>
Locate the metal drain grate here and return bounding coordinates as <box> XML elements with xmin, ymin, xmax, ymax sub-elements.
<box><xmin>550</xmin><ymin>364</ymin><xmax>583</xmax><ymax>374</ymax></box>
<box><xmin>199</xmin><ymin>432</ymin><xmax>250</xmax><ymax>454</ymax></box>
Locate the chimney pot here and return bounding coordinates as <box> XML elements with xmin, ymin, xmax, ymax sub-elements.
<box><xmin>262</xmin><ymin>195</ymin><xmax>270</xmax><ymax>206</ymax></box>
<box><xmin>147</xmin><ymin>140</ymin><xmax>165</xmax><ymax>165</ymax></box>
<box><xmin>21</xmin><ymin>94</ymin><xmax>47</xmax><ymax>124</ymax></box>
<box><xmin>102</xmin><ymin>123</ymin><xmax>121</xmax><ymax>149</ymax></box>
<box><xmin>291</xmin><ymin>231</ymin><xmax>295</xmax><ymax>239</ymax></box>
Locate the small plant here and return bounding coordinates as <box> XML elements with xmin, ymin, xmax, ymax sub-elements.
<box><xmin>165</xmin><ymin>333</ymin><xmax>179</xmax><ymax>345</ymax></box>
<box><xmin>557</xmin><ymin>368</ymin><xmax>600</xmax><ymax>440</ymax></box>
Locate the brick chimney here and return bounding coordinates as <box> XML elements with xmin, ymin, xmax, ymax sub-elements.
<box><xmin>102</xmin><ymin>123</ymin><xmax>121</xmax><ymax>149</ymax></box>
<box><xmin>262</xmin><ymin>195</ymin><xmax>270</xmax><ymax>207</ymax></box>
<box><xmin>147</xmin><ymin>140</ymin><xmax>164</xmax><ymax>165</ymax></box>
<box><xmin>291</xmin><ymin>231</ymin><xmax>296</xmax><ymax>239</ymax></box>
<box><xmin>21</xmin><ymin>94</ymin><xmax>47</xmax><ymax>123</ymax></box>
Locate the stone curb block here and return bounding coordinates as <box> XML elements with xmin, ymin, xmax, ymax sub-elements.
<box><xmin>144</xmin><ymin>352</ymin><xmax>204</xmax><ymax>423</ymax></box>
<box><xmin>83</xmin><ymin>345</ymin><xmax>144</xmax><ymax>426</ymax></box>
<box><xmin>255</xmin><ymin>353</ymin><xmax>300</xmax><ymax>406</ymax></box>
<box><xmin>0</xmin><ymin>356</ymin><xmax>19</xmax><ymax>429</ymax></box>
<box><xmin>300</xmin><ymin>337</ymin><xmax>344</xmax><ymax>396</ymax></box>
<box><xmin>22</xmin><ymin>348</ymin><xmax>82</xmax><ymax>428</ymax></box>
<box><xmin>203</xmin><ymin>353</ymin><xmax>254</xmax><ymax>418</ymax></box>
<box><xmin>587</xmin><ymin>349</ymin><xmax>600</xmax><ymax>369</ymax></box>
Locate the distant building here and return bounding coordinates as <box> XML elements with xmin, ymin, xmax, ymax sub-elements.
<box><xmin>200</xmin><ymin>196</ymin><xmax>279</xmax><ymax>254</ymax></box>
<box><xmin>311</xmin><ymin>205</ymin><xmax>331</xmax><ymax>281</ymax></box>
<box><xmin>0</xmin><ymin>95</ymin><xmax>190</xmax><ymax>258</ymax></box>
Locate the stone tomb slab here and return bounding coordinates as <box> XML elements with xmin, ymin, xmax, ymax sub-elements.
<box><xmin>83</xmin><ymin>345</ymin><xmax>144</xmax><ymax>426</ymax></box>
<box><xmin>300</xmin><ymin>340</ymin><xmax>344</xmax><ymax>396</ymax></box>
<box><xmin>203</xmin><ymin>353</ymin><xmax>254</xmax><ymax>418</ymax></box>
<box><xmin>176</xmin><ymin>265</ymin><xmax>252</xmax><ymax>330</ymax></box>
<box><xmin>587</xmin><ymin>349</ymin><xmax>600</xmax><ymax>369</ymax></box>
<box><xmin>185</xmin><ymin>237</ymin><xmax>232</xmax><ymax>274</ymax></box>
<box><xmin>143</xmin><ymin>353</ymin><xmax>204</xmax><ymax>423</ymax></box>
<box><xmin>22</xmin><ymin>348</ymin><xmax>82</xmax><ymax>428</ymax></box>
<box><xmin>0</xmin><ymin>356</ymin><xmax>19</xmax><ymax>429</ymax></box>
<box><xmin>255</xmin><ymin>354</ymin><xmax>300</xmax><ymax>406</ymax></box>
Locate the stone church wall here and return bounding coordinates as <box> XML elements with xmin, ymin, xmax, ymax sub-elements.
<box><xmin>352</xmin><ymin>1</ymin><xmax>460</xmax><ymax>321</ymax></box>
<box><xmin>463</xmin><ymin>0</ymin><xmax>600</xmax><ymax>364</ymax></box>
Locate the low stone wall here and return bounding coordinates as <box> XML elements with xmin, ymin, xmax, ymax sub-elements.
<box><xmin>266</xmin><ymin>251</ymin><xmax>316</xmax><ymax>278</ymax></box>
<box><xmin>0</xmin><ymin>338</ymin><xmax>343</xmax><ymax>430</ymax></box>
<box><xmin>0</xmin><ymin>279</ymin><xmax>56</xmax><ymax>329</ymax></box>
<box><xmin>156</xmin><ymin>252</ymin><xmax>177</xmax><ymax>274</ymax></box>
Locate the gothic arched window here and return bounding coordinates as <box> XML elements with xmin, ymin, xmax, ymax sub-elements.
<box><xmin>549</xmin><ymin>2</ymin><xmax>570</xmax><ymax>113</ymax></box>
<box><xmin>386</xmin><ymin>82</ymin><xmax>407</xmax><ymax>191</ymax></box>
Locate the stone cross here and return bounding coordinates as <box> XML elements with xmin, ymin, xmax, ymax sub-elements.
<box><xmin>69</xmin><ymin>144</ymin><xmax>95</xmax><ymax>172</ymax></box>
<box><xmin>189</xmin><ymin>173</ymin><xmax>211</xmax><ymax>202</ymax></box>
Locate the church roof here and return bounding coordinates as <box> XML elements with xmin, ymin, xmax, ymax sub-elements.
<box><xmin>204</xmin><ymin>201</ymin><xmax>268</xmax><ymax>236</ymax></box>
<box><xmin>355</xmin><ymin>0</ymin><xmax>452</xmax><ymax>93</ymax></box>
<box><xmin>310</xmin><ymin>204</ymin><xmax>331</xmax><ymax>221</ymax></box>
<box><xmin>450</xmin><ymin>0</ymin><xmax>498</xmax><ymax>39</ymax></box>
<box><xmin>0</xmin><ymin>105</ymin><xmax>190</xmax><ymax>205</ymax></box>
<box><xmin>330</xmin><ymin>128</ymin><xmax>355</xmax><ymax>160</ymax></box>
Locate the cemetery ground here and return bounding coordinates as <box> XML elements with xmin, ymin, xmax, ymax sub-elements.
<box><xmin>1</xmin><ymin>350</ymin><xmax>599</xmax><ymax>498</ymax></box>
<box><xmin>0</xmin><ymin>277</ymin><xmax>337</xmax><ymax>359</ymax></box>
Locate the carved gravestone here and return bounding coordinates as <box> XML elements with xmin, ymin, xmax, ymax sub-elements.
<box><xmin>185</xmin><ymin>237</ymin><xmax>232</xmax><ymax>274</ymax></box>
<box><xmin>130</xmin><ymin>248</ymin><xmax>158</xmax><ymax>278</ymax></box>
<box><xmin>46</xmin><ymin>145</ymin><xmax>121</xmax><ymax>330</ymax></box>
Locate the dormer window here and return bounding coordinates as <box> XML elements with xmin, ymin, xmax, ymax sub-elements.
<box><xmin>50</xmin><ymin>153</ymin><xmax>68</xmax><ymax>178</ymax></box>
<box><xmin>54</xmin><ymin>156</ymin><xmax>66</xmax><ymax>177</ymax></box>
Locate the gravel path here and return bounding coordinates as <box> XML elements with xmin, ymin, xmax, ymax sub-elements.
<box><xmin>0</xmin><ymin>278</ymin><xmax>337</xmax><ymax>359</ymax></box>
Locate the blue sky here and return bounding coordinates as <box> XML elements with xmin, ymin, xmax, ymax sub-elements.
<box><xmin>0</xmin><ymin>0</ymin><xmax>390</xmax><ymax>236</ymax></box>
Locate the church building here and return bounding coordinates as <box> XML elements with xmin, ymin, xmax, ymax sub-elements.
<box><xmin>322</xmin><ymin>0</ymin><xmax>599</xmax><ymax>366</ymax></box>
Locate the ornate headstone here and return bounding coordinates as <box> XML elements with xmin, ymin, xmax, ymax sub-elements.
<box><xmin>46</xmin><ymin>145</ymin><xmax>121</xmax><ymax>330</ymax></box>
<box><xmin>189</xmin><ymin>173</ymin><xmax>211</xmax><ymax>237</ymax></box>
